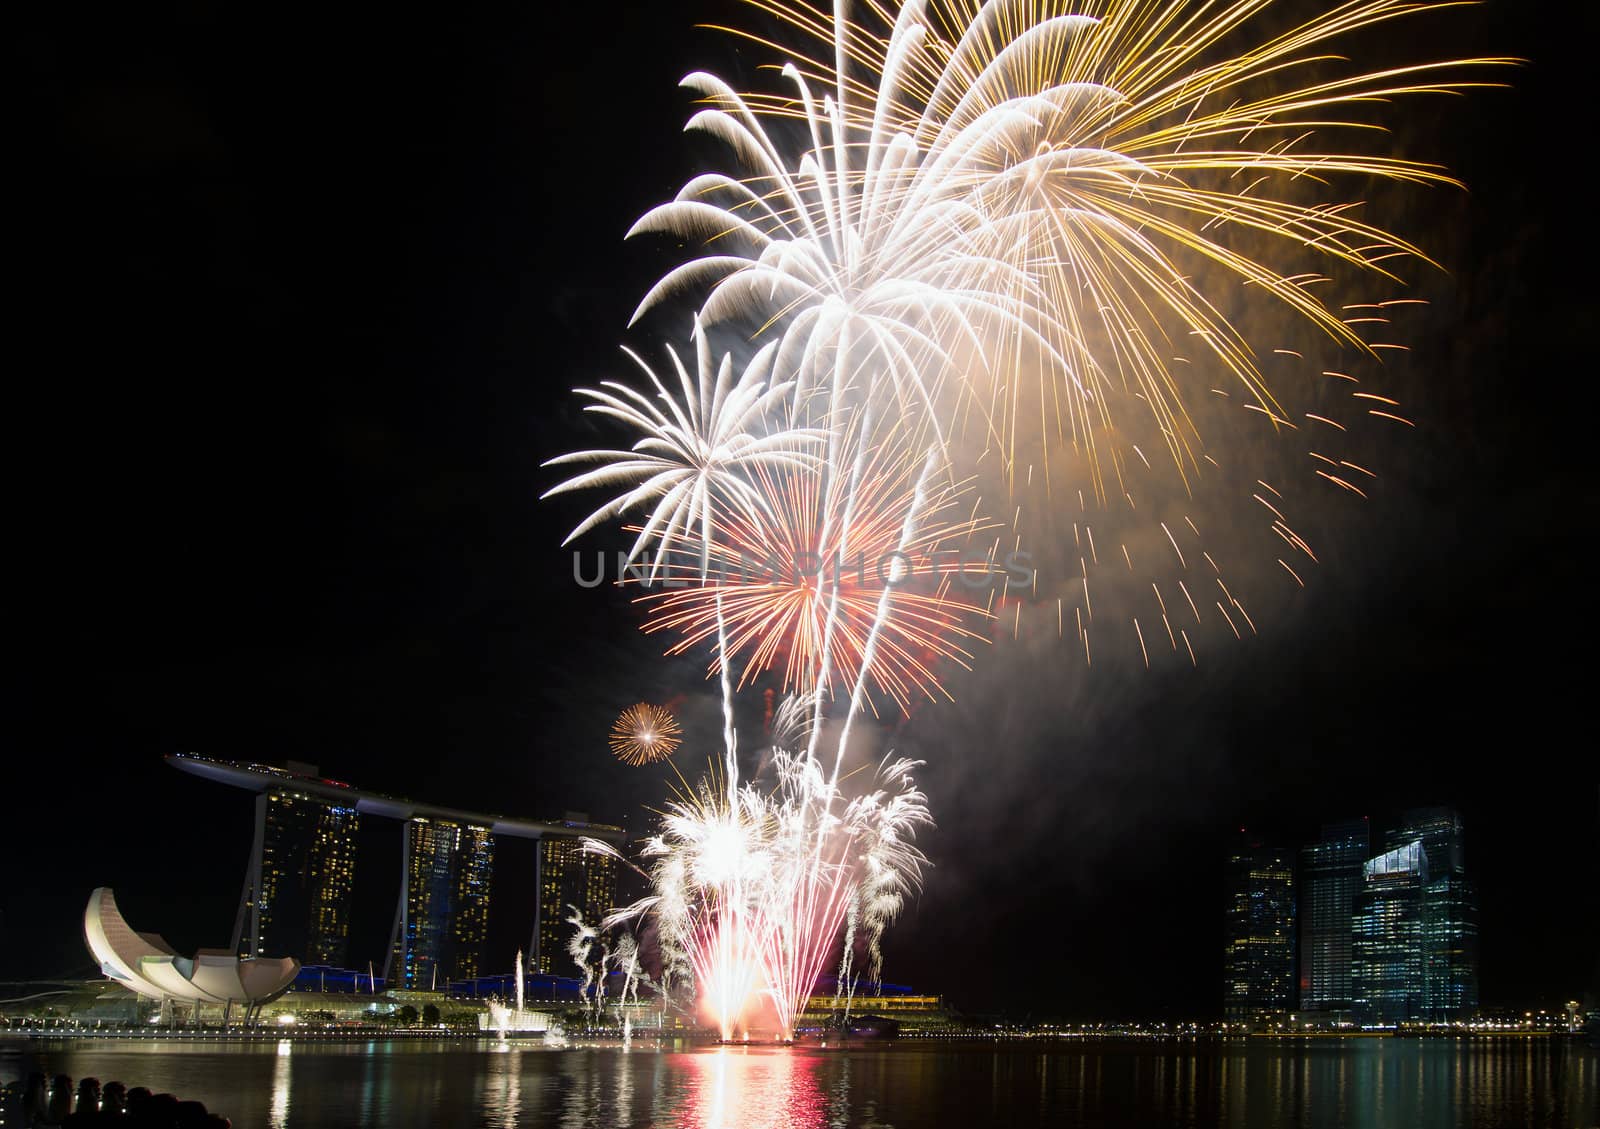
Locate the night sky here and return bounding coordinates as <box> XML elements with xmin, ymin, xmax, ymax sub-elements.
<box><xmin>11</xmin><ymin>2</ymin><xmax>1597</xmax><ymax>1021</ymax></box>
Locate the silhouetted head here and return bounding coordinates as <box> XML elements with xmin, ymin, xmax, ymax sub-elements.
<box><xmin>175</xmin><ymin>1098</ymin><xmax>211</xmax><ymax>1126</ymax></box>
<box><xmin>102</xmin><ymin>1080</ymin><xmax>129</xmax><ymax>1113</ymax></box>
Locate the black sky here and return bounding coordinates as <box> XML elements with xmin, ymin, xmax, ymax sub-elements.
<box><xmin>10</xmin><ymin>2</ymin><xmax>1597</xmax><ymax>1020</ymax></box>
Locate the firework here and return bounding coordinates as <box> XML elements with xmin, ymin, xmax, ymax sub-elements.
<box><xmin>609</xmin><ymin>702</ymin><xmax>684</xmax><ymax>765</ymax></box>
<box><xmin>619</xmin><ymin>0</ymin><xmax>1507</xmax><ymax>665</ymax></box>
<box><xmin>542</xmin><ymin>0</ymin><xmax>1500</xmax><ymax>1038</ymax></box>
<box><xmin>543</xmin><ymin>322</ymin><xmax>825</xmax><ymax>575</ymax></box>
<box><xmin>631</xmin><ymin>441</ymin><xmax>1004</xmax><ymax>709</ymax></box>
<box><xmin>637</xmin><ymin>0</ymin><xmax>1506</xmax><ymax>484</ymax></box>
<box><xmin>592</xmin><ymin>719</ymin><xmax>931</xmax><ymax>1040</ymax></box>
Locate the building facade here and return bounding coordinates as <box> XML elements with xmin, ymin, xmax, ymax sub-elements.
<box><xmin>1223</xmin><ymin>834</ymin><xmax>1296</xmax><ymax>1022</ymax></box>
<box><xmin>533</xmin><ymin>834</ymin><xmax>618</xmax><ymax>975</ymax></box>
<box><xmin>387</xmin><ymin>818</ymin><xmax>497</xmax><ymax>989</ymax></box>
<box><xmin>450</xmin><ymin>823</ymin><xmax>494</xmax><ymax>981</ymax></box>
<box><xmin>1298</xmin><ymin>817</ymin><xmax>1369</xmax><ymax>1017</ymax></box>
<box><xmin>238</xmin><ymin>787</ymin><xmax>360</xmax><ymax>967</ymax></box>
<box><xmin>1353</xmin><ymin>838</ymin><xmax>1428</xmax><ymax>1023</ymax></box>
<box><xmin>1386</xmin><ymin>807</ymin><xmax>1479</xmax><ymax>1020</ymax></box>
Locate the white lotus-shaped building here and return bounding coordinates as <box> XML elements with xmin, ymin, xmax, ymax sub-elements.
<box><xmin>84</xmin><ymin>887</ymin><xmax>299</xmax><ymax>1020</ymax></box>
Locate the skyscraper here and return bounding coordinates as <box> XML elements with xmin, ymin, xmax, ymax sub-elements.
<box><xmin>238</xmin><ymin>786</ymin><xmax>360</xmax><ymax>966</ymax></box>
<box><xmin>534</xmin><ymin>833</ymin><xmax>618</xmax><ymax>975</ymax></box>
<box><xmin>1299</xmin><ymin>817</ymin><xmax>1369</xmax><ymax>1017</ymax></box>
<box><xmin>450</xmin><ymin>824</ymin><xmax>494</xmax><ymax>982</ymax></box>
<box><xmin>1386</xmin><ymin>807</ymin><xmax>1479</xmax><ymax>1020</ymax></box>
<box><xmin>388</xmin><ymin>818</ymin><xmax>497</xmax><ymax>989</ymax></box>
<box><xmin>1223</xmin><ymin>833</ymin><xmax>1295</xmax><ymax>1022</ymax></box>
<box><xmin>1353</xmin><ymin>838</ymin><xmax>1428</xmax><ymax>1023</ymax></box>
<box><xmin>169</xmin><ymin>754</ymin><xmax>625</xmax><ymax>983</ymax></box>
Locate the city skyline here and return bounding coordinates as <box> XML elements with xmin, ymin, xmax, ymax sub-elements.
<box><xmin>3</xmin><ymin>756</ymin><xmax>1587</xmax><ymax>1020</ymax></box>
<box><xmin>1225</xmin><ymin>808</ymin><xmax>1482</xmax><ymax>1026</ymax></box>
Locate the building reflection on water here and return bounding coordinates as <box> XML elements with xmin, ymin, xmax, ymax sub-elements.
<box><xmin>268</xmin><ymin>1040</ymin><xmax>291</xmax><ymax>1129</ymax></box>
<box><xmin>481</xmin><ymin>1046</ymin><xmax>521</xmax><ymax>1129</ymax></box>
<box><xmin>474</xmin><ymin>1044</ymin><xmax>845</xmax><ymax>1129</ymax></box>
<box><xmin>452</xmin><ymin>1039</ymin><xmax>1597</xmax><ymax>1128</ymax></box>
<box><xmin>8</xmin><ymin>1036</ymin><xmax>1594</xmax><ymax>1127</ymax></box>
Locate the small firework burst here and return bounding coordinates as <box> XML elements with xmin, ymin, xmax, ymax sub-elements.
<box><xmin>609</xmin><ymin>703</ymin><xmax>683</xmax><ymax>766</ymax></box>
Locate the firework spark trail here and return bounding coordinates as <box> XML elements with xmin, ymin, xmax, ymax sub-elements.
<box><xmin>715</xmin><ymin>590</ymin><xmax>740</xmax><ymax>797</ymax></box>
<box><xmin>805</xmin><ymin>403</ymin><xmax>873</xmax><ymax>763</ymax></box>
<box><xmin>566</xmin><ymin>906</ymin><xmax>605</xmax><ymax>1016</ymax></box>
<box><xmin>835</xmin><ymin>443</ymin><xmax>943</xmax><ymax>771</ymax></box>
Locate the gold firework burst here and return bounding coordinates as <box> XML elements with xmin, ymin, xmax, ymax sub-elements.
<box><xmin>610</xmin><ymin>703</ymin><xmax>684</xmax><ymax>765</ymax></box>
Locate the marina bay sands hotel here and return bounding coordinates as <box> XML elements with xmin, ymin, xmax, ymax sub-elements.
<box><xmin>167</xmin><ymin>753</ymin><xmax>624</xmax><ymax>988</ymax></box>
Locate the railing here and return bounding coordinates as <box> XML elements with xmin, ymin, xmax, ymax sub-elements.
<box><xmin>6</xmin><ymin>1024</ymin><xmax>473</xmax><ymax>1042</ymax></box>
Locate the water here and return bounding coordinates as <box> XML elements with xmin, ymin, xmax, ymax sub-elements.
<box><xmin>3</xmin><ymin>1038</ymin><xmax>1596</xmax><ymax>1128</ymax></box>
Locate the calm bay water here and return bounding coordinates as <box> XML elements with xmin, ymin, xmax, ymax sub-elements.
<box><xmin>4</xmin><ymin>1037</ymin><xmax>1597</xmax><ymax>1128</ymax></box>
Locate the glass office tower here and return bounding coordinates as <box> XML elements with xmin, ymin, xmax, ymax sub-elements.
<box><xmin>1223</xmin><ymin>833</ymin><xmax>1296</xmax><ymax>1022</ymax></box>
<box><xmin>1353</xmin><ymin>838</ymin><xmax>1428</xmax><ymax>1023</ymax></box>
<box><xmin>1298</xmin><ymin>817</ymin><xmax>1369</xmax><ymax>1016</ymax></box>
<box><xmin>1386</xmin><ymin>807</ymin><xmax>1479</xmax><ymax>1020</ymax></box>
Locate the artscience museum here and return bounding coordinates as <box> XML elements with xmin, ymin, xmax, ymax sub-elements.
<box><xmin>83</xmin><ymin>887</ymin><xmax>299</xmax><ymax>1022</ymax></box>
